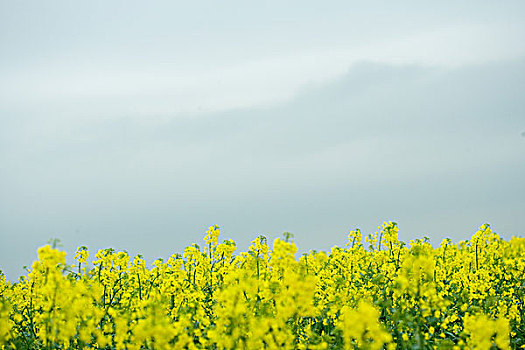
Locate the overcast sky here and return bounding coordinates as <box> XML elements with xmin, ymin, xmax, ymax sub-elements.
<box><xmin>1</xmin><ymin>1</ymin><xmax>524</xmax><ymax>280</ymax></box>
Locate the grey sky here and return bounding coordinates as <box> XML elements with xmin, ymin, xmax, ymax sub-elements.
<box><xmin>1</xmin><ymin>1</ymin><xmax>524</xmax><ymax>280</ymax></box>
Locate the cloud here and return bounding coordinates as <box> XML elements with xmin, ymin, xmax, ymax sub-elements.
<box><xmin>2</xmin><ymin>14</ymin><xmax>524</xmax><ymax>117</ymax></box>
<box><xmin>2</xmin><ymin>59</ymin><xmax>524</xmax><ymax>280</ymax></box>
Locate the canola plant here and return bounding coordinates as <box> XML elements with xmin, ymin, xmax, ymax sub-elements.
<box><xmin>0</xmin><ymin>223</ymin><xmax>524</xmax><ymax>349</ymax></box>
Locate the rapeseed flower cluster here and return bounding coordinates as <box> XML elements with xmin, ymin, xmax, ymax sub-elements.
<box><xmin>0</xmin><ymin>223</ymin><xmax>524</xmax><ymax>349</ymax></box>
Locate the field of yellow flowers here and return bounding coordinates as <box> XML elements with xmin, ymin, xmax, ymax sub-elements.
<box><xmin>0</xmin><ymin>223</ymin><xmax>524</xmax><ymax>349</ymax></box>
